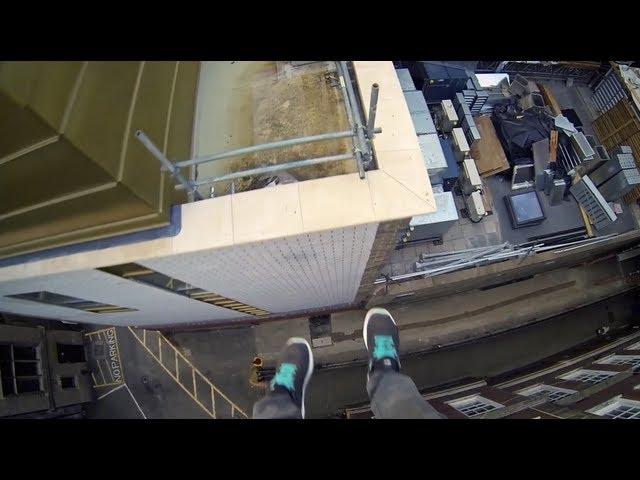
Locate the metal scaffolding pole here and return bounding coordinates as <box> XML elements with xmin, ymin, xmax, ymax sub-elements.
<box><xmin>175</xmin><ymin>153</ymin><xmax>354</xmax><ymax>190</ymax></box>
<box><xmin>135</xmin><ymin>130</ymin><xmax>201</xmax><ymax>200</ymax></box>
<box><xmin>339</xmin><ymin>61</ymin><xmax>369</xmax><ymax>178</ymax></box>
<box><xmin>367</xmin><ymin>83</ymin><xmax>379</xmax><ymax>141</ymax></box>
<box><xmin>175</xmin><ymin>130</ymin><xmax>355</xmax><ymax>169</ymax></box>
<box><xmin>335</xmin><ymin>61</ymin><xmax>360</xmax><ymax>175</ymax></box>
<box><xmin>415</xmin><ymin>243</ymin><xmax>509</xmax><ymax>272</ymax></box>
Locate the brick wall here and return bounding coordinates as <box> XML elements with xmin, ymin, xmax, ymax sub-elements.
<box><xmin>353</xmin><ymin>219</ymin><xmax>407</xmax><ymax>306</ymax></box>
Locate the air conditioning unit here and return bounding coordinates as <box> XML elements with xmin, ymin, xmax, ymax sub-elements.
<box><xmin>467</xmin><ymin>190</ymin><xmax>487</xmax><ymax>222</ymax></box>
<box><xmin>570</xmin><ymin>175</ymin><xmax>617</xmax><ymax>230</ymax></box>
<box><xmin>452</xmin><ymin>127</ymin><xmax>470</xmax><ymax>163</ymax></box>
<box><xmin>438</xmin><ymin>99</ymin><xmax>459</xmax><ymax>133</ymax></box>
<box><xmin>408</xmin><ymin>191</ymin><xmax>459</xmax><ymax>243</ymax></box>
<box><xmin>509</xmin><ymin>74</ymin><xmax>530</xmax><ymax>97</ymax></box>
<box><xmin>453</xmin><ymin>92</ymin><xmax>472</xmax><ymax>118</ymax></box>
<box><xmin>576</xmin><ymin>141</ymin><xmax>609</xmax><ymax>176</ymax></box>
<box><xmin>461</xmin><ymin>158</ymin><xmax>482</xmax><ymax>195</ymax></box>
<box><xmin>419</xmin><ymin>134</ymin><xmax>448</xmax><ymax>182</ymax></box>
<box><xmin>612</xmin><ymin>145</ymin><xmax>633</xmax><ymax>155</ymax></box>
<box><xmin>598</xmin><ymin>167</ymin><xmax>640</xmax><ymax>202</ymax></box>
<box><xmin>570</xmin><ymin>131</ymin><xmax>596</xmax><ymax>162</ymax></box>
<box><xmin>549</xmin><ymin>179</ymin><xmax>567</xmax><ymax>206</ymax></box>
<box><xmin>590</xmin><ymin>153</ymin><xmax>637</xmax><ymax>187</ymax></box>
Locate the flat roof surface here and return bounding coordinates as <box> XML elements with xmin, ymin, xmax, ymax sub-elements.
<box><xmin>488</xmin><ymin>175</ymin><xmax>583</xmax><ymax>244</ymax></box>
<box><xmin>193</xmin><ymin>62</ymin><xmax>357</xmax><ymax>197</ymax></box>
<box><xmin>381</xmin><ymin>78</ymin><xmax>639</xmax><ymax>278</ymax></box>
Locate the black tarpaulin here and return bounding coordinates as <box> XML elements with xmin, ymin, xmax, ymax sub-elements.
<box><xmin>492</xmin><ymin>106</ymin><xmax>553</xmax><ymax>164</ymax></box>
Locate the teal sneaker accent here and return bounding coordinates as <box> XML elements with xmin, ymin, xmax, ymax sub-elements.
<box><xmin>270</xmin><ymin>362</ymin><xmax>297</xmax><ymax>392</ymax></box>
<box><xmin>372</xmin><ymin>335</ymin><xmax>397</xmax><ymax>361</ymax></box>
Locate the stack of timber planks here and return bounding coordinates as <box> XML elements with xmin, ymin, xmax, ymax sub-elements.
<box><xmin>593</xmin><ymin>99</ymin><xmax>640</xmax><ymax>203</ymax></box>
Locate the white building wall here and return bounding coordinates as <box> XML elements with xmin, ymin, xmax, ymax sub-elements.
<box><xmin>0</xmin><ymin>269</ymin><xmax>249</xmax><ymax>327</ymax></box>
<box><xmin>142</xmin><ymin>222</ymin><xmax>378</xmax><ymax>314</ymax></box>
<box><xmin>0</xmin><ymin>223</ymin><xmax>378</xmax><ymax>326</ymax></box>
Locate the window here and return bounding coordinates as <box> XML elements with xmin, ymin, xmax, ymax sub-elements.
<box><xmin>100</xmin><ymin>263</ymin><xmax>269</xmax><ymax>316</ymax></box>
<box><xmin>517</xmin><ymin>384</ymin><xmax>576</xmax><ymax>402</ymax></box>
<box><xmin>625</xmin><ymin>341</ymin><xmax>640</xmax><ymax>351</ymax></box>
<box><xmin>57</xmin><ymin>344</ymin><xmax>86</xmax><ymax>364</ymax></box>
<box><xmin>0</xmin><ymin>344</ymin><xmax>42</xmax><ymax>396</ymax></box>
<box><xmin>60</xmin><ymin>376</ymin><xmax>77</xmax><ymax>389</ymax></box>
<box><xmin>6</xmin><ymin>291</ymin><xmax>136</xmax><ymax>314</ymax></box>
<box><xmin>588</xmin><ymin>397</ymin><xmax>640</xmax><ymax>419</ymax></box>
<box><xmin>558</xmin><ymin>368</ymin><xmax>617</xmax><ymax>385</ymax></box>
<box><xmin>595</xmin><ymin>354</ymin><xmax>640</xmax><ymax>372</ymax></box>
<box><xmin>447</xmin><ymin>394</ymin><xmax>504</xmax><ymax>417</ymax></box>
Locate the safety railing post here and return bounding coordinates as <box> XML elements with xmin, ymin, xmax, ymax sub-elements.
<box><xmin>367</xmin><ymin>83</ymin><xmax>379</xmax><ymax>141</ymax></box>
<box><xmin>135</xmin><ymin>130</ymin><xmax>201</xmax><ymax>200</ymax></box>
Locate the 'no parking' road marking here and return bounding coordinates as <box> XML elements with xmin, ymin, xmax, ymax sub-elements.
<box><xmin>85</xmin><ymin>327</ymin><xmax>125</xmax><ymax>388</ymax></box>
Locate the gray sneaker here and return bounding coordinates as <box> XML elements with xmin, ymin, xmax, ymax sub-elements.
<box><xmin>269</xmin><ymin>337</ymin><xmax>314</xmax><ymax>418</ymax></box>
<box><xmin>363</xmin><ymin>307</ymin><xmax>401</xmax><ymax>375</ymax></box>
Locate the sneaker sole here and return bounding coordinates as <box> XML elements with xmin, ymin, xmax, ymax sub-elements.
<box><xmin>285</xmin><ymin>337</ymin><xmax>314</xmax><ymax>419</ymax></box>
<box><xmin>363</xmin><ymin>307</ymin><xmax>397</xmax><ymax>351</ymax></box>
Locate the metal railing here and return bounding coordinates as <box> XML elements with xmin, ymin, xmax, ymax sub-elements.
<box><xmin>127</xmin><ymin>326</ymin><xmax>248</xmax><ymax>418</ymax></box>
<box><xmin>136</xmin><ymin>61</ymin><xmax>381</xmax><ymax>200</ymax></box>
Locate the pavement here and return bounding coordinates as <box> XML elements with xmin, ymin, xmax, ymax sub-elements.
<box><xmin>168</xmin><ymin>326</ymin><xmax>262</xmax><ymax>415</ymax></box>
<box><xmin>85</xmin><ymin>326</ymin><xmax>212</xmax><ymax>419</ymax></box>
<box><xmin>254</xmin><ymin>255</ymin><xmax>633</xmax><ymax>367</ymax></box>
<box><xmin>84</xmin><ymin>384</ymin><xmax>147</xmax><ymax>419</ymax></box>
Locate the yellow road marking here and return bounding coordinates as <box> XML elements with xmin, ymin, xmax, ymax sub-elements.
<box><xmin>94</xmin><ymin>381</ymin><xmax>124</xmax><ymax>388</ymax></box>
<box><xmin>103</xmin><ymin>358</ymin><xmax>115</xmax><ymax>382</ymax></box>
<box><xmin>101</xmin><ymin>330</ymin><xmax>120</xmax><ymax>384</ymax></box>
<box><xmin>85</xmin><ymin>326</ymin><xmax>117</xmax><ymax>337</ymax></box>
<box><xmin>95</xmin><ymin>359</ymin><xmax>107</xmax><ymax>385</ymax></box>
<box><xmin>211</xmin><ymin>387</ymin><xmax>215</xmax><ymax>414</ymax></box>
<box><xmin>127</xmin><ymin>326</ymin><xmax>248</xmax><ymax>418</ymax></box>
<box><xmin>86</xmin><ymin>327</ymin><xmax>125</xmax><ymax>388</ymax></box>
<box><xmin>112</xmin><ymin>328</ymin><xmax>125</xmax><ymax>383</ymax></box>
<box><xmin>99</xmin><ymin>331</ymin><xmax>116</xmax><ymax>383</ymax></box>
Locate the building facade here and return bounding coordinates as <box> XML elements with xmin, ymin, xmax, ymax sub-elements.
<box><xmin>0</xmin><ymin>316</ymin><xmax>93</xmax><ymax>417</ymax></box>
<box><xmin>346</xmin><ymin>328</ymin><xmax>640</xmax><ymax>419</ymax></box>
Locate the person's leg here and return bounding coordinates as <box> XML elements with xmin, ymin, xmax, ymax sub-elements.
<box><xmin>253</xmin><ymin>337</ymin><xmax>314</xmax><ymax>419</ymax></box>
<box><xmin>363</xmin><ymin>308</ymin><xmax>445</xmax><ymax>419</ymax></box>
